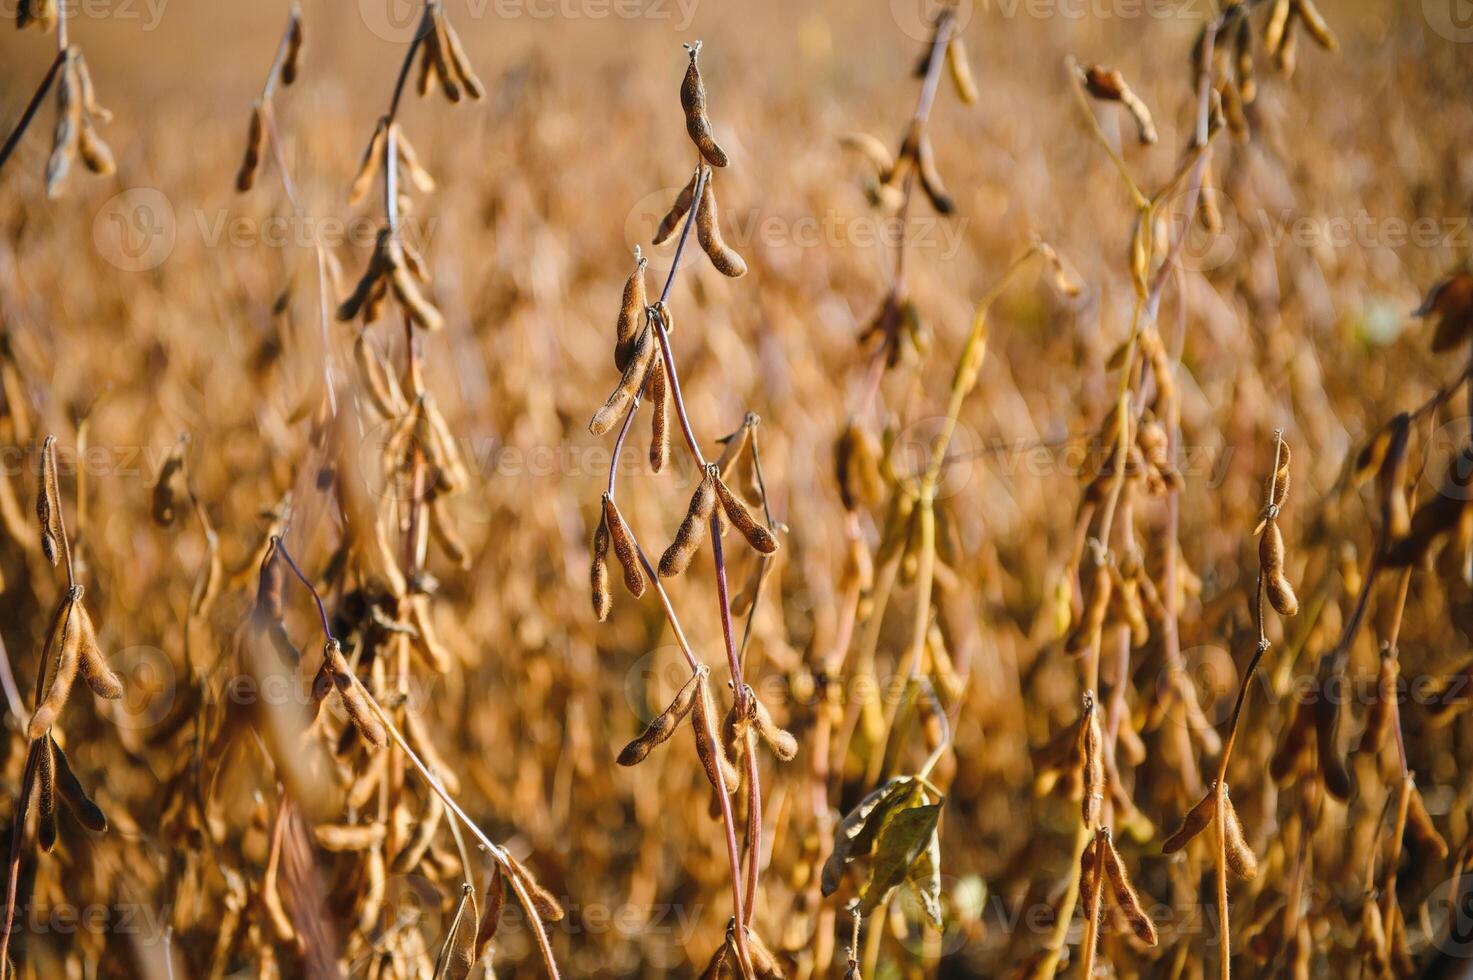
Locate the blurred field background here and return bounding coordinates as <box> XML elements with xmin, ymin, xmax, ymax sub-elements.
<box><xmin>0</xmin><ymin>0</ymin><xmax>1471</xmax><ymax>977</ymax></box>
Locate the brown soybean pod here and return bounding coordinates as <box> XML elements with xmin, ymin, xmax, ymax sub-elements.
<box><xmin>915</xmin><ymin>135</ymin><xmax>955</xmax><ymax>215</ymax></box>
<box><xmin>590</xmin><ymin>508</ymin><xmax>612</xmax><ymax>621</ymax></box>
<box><xmin>691</xmin><ymin>673</ymin><xmax>739</xmax><ymax>793</ymax></box>
<box><xmin>235</xmin><ymin>103</ymin><xmax>266</xmax><ymax>193</ymax></box>
<box><xmin>589</xmin><ymin>328</ymin><xmax>655</xmax><ymax>436</ymax></box>
<box><xmin>1406</xmin><ymin>782</ymin><xmax>1449</xmax><ymax>859</ymax></box>
<box><xmin>1079</xmin><ymin>691</ymin><xmax>1104</xmax><ymax>828</ymax></box>
<box><xmin>282</xmin><ymin>12</ymin><xmax>305</xmax><ymax>86</ymax></box>
<box><xmin>76</xmin><ymin>603</ymin><xmax>123</xmax><ymax>700</ymax></box>
<box><xmin>751</xmin><ymin>695</ymin><xmax>797</xmax><ymax>761</ymax></box>
<box><xmin>1163</xmin><ymin>786</ymin><xmax>1216</xmax><ymax>852</ymax></box>
<box><xmin>946</xmin><ymin>36</ymin><xmax>978</xmax><ymax>104</ymax></box>
<box><xmin>50</xmin><ymin>736</ymin><xmax>105</xmax><ymax>831</ymax></box>
<box><xmin>680</xmin><ymin>42</ymin><xmax>729</xmax><ymax>167</ymax></box>
<box><xmin>649</xmin><ymin>359</ymin><xmax>670</xmax><ymax>473</ymax></box>
<box><xmin>29</xmin><ymin>601</ymin><xmax>81</xmax><ymax>739</ymax></box>
<box><xmin>713</xmin><ymin>476</ymin><xmax>775</xmax><ymax>554</ymax></box>
<box><xmin>1220</xmin><ymin>792</ymin><xmax>1258</xmax><ymax>880</ymax></box>
<box><xmin>1315</xmin><ymin>670</ymin><xmax>1353</xmax><ymax>800</ymax></box>
<box><xmin>696</xmin><ymin>177</ymin><xmax>747</xmax><ymax>278</ymax></box>
<box><xmin>659</xmin><ymin>469</ymin><xmax>717</xmax><ymax>577</ymax></box>
<box><xmin>602</xmin><ymin>495</ymin><xmax>646</xmax><ymax>598</ymax></box>
<box><xmin>615</xmin><ymin>253</ymin><xmax>648</xmax><ymax>370</ymax></box>
<box><xmin>504</xmin><ymin>854</ymin><xmax>564</xmax><ymax>922</ymax></box>
<box><xmin>654</xmin><ymin>169</ymin><xmax>701</xmax><ymax>245</ymax></box>
<box><xmin>618</xmin><ymin>669</ymin><xmax>702</xmax><ymax>766</ymax></box>
<box><xmin>476</xmin><ymin>863</ymin><xmax>506</xmax><ymax>960</ymax></box>
<box><xmin>37</xmin><ymin>737</ymin><xmax>56</xmax><ymax>852</ymax></box>
<box><xmin>1102</xmin><ymin>832</ymin><xmax>1157</xmax><ymax>945</ymax></box>
<box><xmin>349</xmin><ymin>119</ymin><xmax>387</xmax><ymax>206</ymax></box>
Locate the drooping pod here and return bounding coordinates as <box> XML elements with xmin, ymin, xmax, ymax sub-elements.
<box><xmin>1162</xmin><ymin>784</ymin><xmax>1217</xmax><ymax>852</ymax></box>
<box><xmin>282</xmin><ymin>9</ymin><xmax>305</xmax><ymax>85</ymax></box>
<box><xmin>696</xmin><ymin>174</ymin><xmax>747</xmax><ymax>278</ymax></box>
<box><xmin>946</xmin><ymin>35</ymin><xmax>978</xmax><ymax>104</ymax></box>
<box><xmin>590</xmin><ymin>507</ymin><xmax>612</xmax><ymax>621</ymax></box>
<box><xmin>77</xmin><ymin>113</ymin><xmax>114</xmax><ymax>176</ymax></box>
<box><xmin>649</xmin><ymin>358</ymin><xmax>670</xmax><ymax>473</ymax></box>
<box><xmin>393</xmin><ymin>125</ymin><xmax>437</xmax><ymax>193</ymax></box>
<box><xmin>680</xmin><ymin>42</ymin><xmax>729</xmax><ymax>168</ymax></box>
<box><xmin>1079</xmin><ymin>690</ymin><xmax>1104</xmax><ymax>828</ymax></box>
<box><xmin>50</xmin><ymin>736</ymin><xmax>105</xmax><ymax>830</ymax></box>
<box><xmin>28</xmin><ymin>598</ymin><xmax>82</xmax><ymax>739</ymax></box>
<box><xmin>475</xmin><ymin>863</ymin><xmax>506</xmax><ymax>962</ymax></box>
<box><xmin>690</xmin><ymin>672</ymin><xmax>740</xmax><ymax>794</ymax></box>
<box><xmin>1080</xmin><ymin>63</ymin><xmax>1157</xmax><ymax>146</ymax></box>
<box><xmin>659</xmin><ymin>467</ymin><xmax>718</xmax><ymax>577</ymax></box>
<box><xmin>839</xmin><ymin>132</ymin><xmax>894</xmax><ymax>177</ymax></box>
<box><xmin>712</xmin><ymin>474</ymin><xmax>776</xmax><ymax>555</ymax></box>
<box><xmin>235</xmin><ymin>102</ymin><xmax>267</xmax><ymax>193</ymax></box>
<box><xmin>1405</xmin><ymin>778</ymin><xmax>1449</xmax><ymax>860</ymax></box>
<box><xmin>602</xmin><ymin>495</ymin><xmax>645</xmax><ymax>597</ymax></box>
<box><xmin>618</xmin><ymin>669</ymin><xmax>702</xmax><ymax>766</ymax></box>
<box><xmin>504</xmin><ymin>853</ymin><xmax>565</xmax><ymax>922</ymax></box>
<box><xmin>315</xmin><ymin>639</ymin><xmax>386</xmax><ymax>749</ymax></box>
<box><xmin>348</xmin><ymin>118</ymin><xmax>388</xmax><ymax>205</ymax></box>
<box><xmin>1100</xmin><ymin>831</ymin><xmax>1157</xmax><ymax>945</ymax></box>
<box><xmin>750</xmin><ymin>692</ymin><xmax>797</xmax><ymax>761</ymax></box>
<box><xmin>75</xmin><ymin>603</ymin><xmax>123</xmax><ymax>700</ymax></box>
<box><xmin>915</xmin><ymin>135</ymin><xmax>954</xmax><ymax>214</ymax></box>
<box><xmin>436</xmin><ymin>7</ymin><xmax>485</xmax><ymax>99</ymax></box>
<box><xmin>1220</xmin><ymin>790</ymin><xmax>1258</xmax><ymax>880</ymax></box>
<box><xmin>589</xmin><ymin>326</ymin><xmax>655</xmax><ymax>436</ymax></box>
<box><xmin>1260</xmin><ymin>520</ymin><xmax>1299</xmax><ymax>616</ymax></box>
<box><xmin>655</xmin><ymin>169</ymin><xmax>701</xmax><ymax>245</ymax></box>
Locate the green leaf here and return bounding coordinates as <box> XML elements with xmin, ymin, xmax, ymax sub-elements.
<box><xmin>858</xmin><ymin>802</ymin><xmax>941</xmax><ymax>914</ymax></box>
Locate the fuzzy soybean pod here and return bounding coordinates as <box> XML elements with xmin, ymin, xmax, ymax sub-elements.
<box><xmin>235</xmin><ymin>102</ymin><xmax>266</xmax><ymax>193</ymax></box>
<box><xmin>615</xmin><ymin>253</ymin><xmax>648</xmax><ymax>370</ymax></box>
<box><xmin>618</xmin><ymin>669</ymin><xmax>702</xmax><ymax>766</ymax></box>
<box><xmin>1079</xmin><ymin>691</ymin><xmax>1104</xmax><ymax>829</ymax></box>
<box><xmin>589</xmin><ymin>327</ymin><xmax>656</xmax><ymax>436</ymax></box>
<box><xmin>590</xmin><ymin>507</ymin><xmax>612</xmax><ymax>621</ymax></box>
<box><xmin>713</xmin><ymin>475</ymin><xmax>775</xmax><ymax>554</ymax></box>
<box><xmin>695</xmin><ymin>176</ymin><xmax>747</xmax><ymax>278</ymax></box>
<box><xmin>1101</xmin><ymin>831</ymin><xmax>1157</xmax><ymax>945</ymax></box>
<box><xmin>28</xmin><ymin>599</ymin><xmax>82</xmax><ymax>739</ymax></box>
<box><xmin>680</xmin><ymin>42</ymin><xmax>729</xmax><ymax>167</ymax></box>
<box><xmin>654</xmin><ymin>169</ymin><xmax>701</xmax><ymax>245</ymax></box>
<box><xmin>1260</xmin><ymin>519</ymin><xmax>1299</xmax><ymax>616</ymax></box>
<box><xmin>602</xmin><ymin>495</ymin><xmax>646</xmax><ymax>598</ymax></box>
<box><xmin>659</xmin><ymin>467</ymin><xmax>718</xmax><ymax>578</ymax></box>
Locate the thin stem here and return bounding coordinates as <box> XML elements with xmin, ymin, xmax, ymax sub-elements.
<box><xmin>0</xmin><ymin>51</ymin><xmax>66</xmax><ymax>178</ymax></box>
<box><xmin>270</xmin><ymin>536</ymin><xmax>333</xmax><ymax>640</ymax></box>
<box><xmin>1064</xmin><ymin>56</ymin><xmax>1148</xmax><ymax>210</ymax></box>
<box><xmin>1216</xmin><ymin>782</ymin><xmax>1230</xmax><ymax>980</ymax></box>
<box><xmin>272</xmin><ymin>538</ymin><xmax>562</xmax><ymax>978</ymax></box>
<box><xmin>258</xmin><ymin>5</ymin><xmax>300</xmax><ymax>105</ymax></box>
